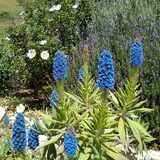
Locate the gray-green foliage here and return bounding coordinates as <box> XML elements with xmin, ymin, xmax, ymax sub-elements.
<box><xmin>91</xmin><ymin>0</ymin><xmax>160</xmax><ymax>101</ymax></box>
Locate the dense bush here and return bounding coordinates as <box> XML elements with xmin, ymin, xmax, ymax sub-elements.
<box><xmin>4</xmin><ymin>0</ymin><xmax>93</xmax><ymax>93</ymax></box>
<box><xmin>0</xmin><ymin>44</ymin><xmax>29</xmax><ymax>95</ymax></box>
<box><xmin>90</xmin><ymin>0</ymin><xmax>160</xmax><ymax>107</ymax></box>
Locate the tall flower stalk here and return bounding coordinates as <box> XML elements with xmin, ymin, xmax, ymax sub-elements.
<box><xmin>96</xmin><ymin>49</ymin><xmax>115</xmax><ymax>90</ymax></box>
<box><xmin>28</xmin><ymin>124</ymin><xmax>39</xmax><ymax>150</ymax></box>
<box><xmin>52</xmin><ymin>50</ymin><xmax>69</xmax><ymax>106</ymax></box>
<box><xmin>130</xmin><ymin>41</ymin><xmax>143</xmax><ymax>67</ymax></box>
<box><xmin>12</xmin><ymin>112</ymin><xmax>26</xmax><ymax>152</ymax></box>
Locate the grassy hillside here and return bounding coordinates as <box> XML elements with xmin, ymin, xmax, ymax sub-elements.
<box><xmin>0</xmin><ymin>0</ymin><xmax>19</xmax><ymax>14</ymax></box>
<box><xmin>0</xmin><ymin>0</ymin><xmax>21</xmax><ymax>37</ymax></box>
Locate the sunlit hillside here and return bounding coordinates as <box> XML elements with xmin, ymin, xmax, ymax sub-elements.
<box><xmin>0</xmin><ymin>0</ymin><xmax>21</xmax><ymax>37</ymax></box>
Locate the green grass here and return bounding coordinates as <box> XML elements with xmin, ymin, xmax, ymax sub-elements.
<box><xmin>0</xmin><ymin>0</ymin><xmax>21</xmax><ymax>37</ymax></box>
<box><xmin>0</xmin><ymin>0</ymin><xmax>19</xmax><ymax>14</ymax></box>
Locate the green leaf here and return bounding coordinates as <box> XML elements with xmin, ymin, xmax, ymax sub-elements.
<box><xmin>79</xmin><ymin>153</ymin><xmax>90</xmax><ymax>160</ymax></box>
<box><xmin>132</xmin><ymin>100</ymin><xmax>147</xmax><ymax>109</ymax></box>
<box><xmin>40</xmin><ymin>113</ymin><xmax>53</xmax><ymax>126</ymax></box>
<box><xmin>105</xmin><ymin>147</ymin><xmax>128</xmax><ymax>160</ymax></box>
<box><xmin>109</xmin><ymin>91</ymin><xmax>119</xmax><ymax>106</ymax></box>
<box><xmin>127</xmin><ymin>119</ymin><xmax>143</xmax><ymax>148</ymax></box>
<box><xmin>131</xmin><ymin>121</ymin><xmax>155</xmax><ymax>142</ymax></box>
<box><xmin>65</xmin><ymin>92</ymin><xmax>84</xmax><ymax>105</ymax></box>
<box><xmin>118</xmin><ymin>118</ymin><xmax>126</xmax><ymax>146</ymax></box>
<box><xmin>129</xmin><ymin>108</ymin><xmax>153</xmax><ymax>114</ymax></box>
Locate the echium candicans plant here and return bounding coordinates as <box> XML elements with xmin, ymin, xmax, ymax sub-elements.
<box><xmin>64</xmin><ymin>130</ymin><xmax>78</xmax><ymax>158</ymax></box>
<box><xmin>50</xmin><ymin>89</ymin><xmax>59</xmax><ymax>107</ymax></box>
<box><xmin>130</xmin><ymin>34</ymin><xmax>144</xmax><ymax>67</ymax></box>
<box><xmin>12</xmin><ymin>106</ymin><xmax>26</xmax><ymax>152</ymax></box>
<box><xmin>79</xmin><ymin>66</ymin><xmax>84</xmax><ymax>81</ymax></box>
<box><xmin>51</xmin><ymin>50</ymin><xmax>68</xmax><ymax>106</ymax></box>
<box><xmin>108</xmin><ymin>42</ymin><xmax>153</xmax><ymax>159</ymax></box>
<box><xmin>52</xmin><ymin>50</ymin><xmax>68</xmax><ymax>81</ymax></box>
<box><xmin>28</xmin><ymin>124</ymin><xmax>39</xmax><ymax>150</ymax></box>
<box><xmin>34</xmin><ymin>45</ymin><xmax>127</xmax><ymax>159</ymax></box>
<box><xmin>35</xmin><ymin>45</ymin><xmax>153</xmax><ymax>159</ymax></box>
<box><xmin>96</xmin><ymin>49</ymin><xmax>115</xmax><ymax>89</ymax></box>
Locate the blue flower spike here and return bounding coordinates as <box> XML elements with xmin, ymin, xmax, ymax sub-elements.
<box><xmin>12</xmin><ymin>104</ymin><xmax>26</xmax><ymax>152</ymax></box>
<box><xmin>28</xmin><ymin>124</ymin><xmax>39</xmax><ymax>150</ymax></box>
<box><xmin>130</xmin><ymin>41</ymin><xmax>144</xmax><ymax>67</ymax></box>
<box><xmin>50</xmin><ymin>89</ymin><xmax>59</xmax><ymax>107</ymax></box>
<box><xmin>53</xmin><ymin>50</ymin><xmax>68</xmax><ymax>81</ymax></box>
<box><xmin>79</xmin><ymin>66</ymin><xmax>84</xmax><ymax>81</ymax></box>
<box><xmin>2</xmin><ymin>115</ymin><xmax>10</xmax><ymax>128</ymax></box>
<box><xmin>96</xmin><ymin>49</ymin><xmax>115</xmax><ymax>89</ymax></box>
<box><xmin>64</xmin><ymin>130</ymin><xmax>78</xmax><ymax>158</ymax></box>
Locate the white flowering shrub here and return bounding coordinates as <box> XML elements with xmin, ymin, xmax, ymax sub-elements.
<box><xmin>5</xmin><ymin>0</ymin><xmax>93</xmax><ymax>93</ymax></box>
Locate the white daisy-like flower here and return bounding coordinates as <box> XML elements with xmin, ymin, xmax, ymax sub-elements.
<box><xmin>49</xmin><ymin>4</ymin><xmax>61</xmax><ymax>12</ymax></box>
<box><xmin>27</xmin><ymin>49</ymin><xmax>36</xmax><ymax>59</ymax></box>
<box><xmin>0</xmin><ymin>106</ymin><xmax>6</xmax><ymax>121</ymax></box>
<box><xmin>72</xmin><ymin>3</ymin><xmax>79</xmax><ymax>9</ymax></box>
<box><xmin>39</xmin><ymin>40</ymin><xmax>47</xmax><ymax>45</ymax></box>
<box><xmin>40</xmin><ymin>50</ymin><xmax>50</xmax><ymax>60</ymax></box>
<box><xmin>16</xmin><ymin>104</ymin><xmax>25</xmax><ymax>113</ymax></box>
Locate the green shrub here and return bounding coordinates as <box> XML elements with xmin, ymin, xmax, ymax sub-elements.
<box><xmin>6</xmin><ymin>0</ymin><xmax>93</xmax><ymax>91</ymax></box>
<box><xmin>0</xmin><ymin>44</ymin><xmax>30</xmax><ymax>95</ymax></box>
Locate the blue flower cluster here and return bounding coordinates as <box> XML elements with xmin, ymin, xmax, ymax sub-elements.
<box><xmin>2</xmin><ymin>115</ymin><xmax>10</xmax><ymax>128</ymax></box>
<box><xmin>50</xmin><ymin>89</ymin><xmax>59</xmax><ymax>107</ymax></box>
<box><xmin>12</xmin><ymin>113</ymin><xmax>26</xmax><ymax>152</ymax></box>
<box><xmin>130</xmin><ymin>41</ymin><xmax>143</xmax><ymax>66</ymax></box>
<box><xmin>79</xmin><ymin>66</ymin><xmax>84</xmax><ymax>80</ymax></box>
<box><xmin>53</xmin><ymin>51</ymin><xmax>68</xmax><ymax>81</ymax></box>
<box><xmin>96</xmin><ymin>49</ymin><xmax>115</xmax><ymax>89</ymax></box>
<box><xmin>28</xmin><ymin>124</ymin><xmax>39</xmax><ymax>150</ymax></box>
<box><xmin>64</xmin><ymin>131</ymin><xmax>77</xmax><ymax>158</ymax></box>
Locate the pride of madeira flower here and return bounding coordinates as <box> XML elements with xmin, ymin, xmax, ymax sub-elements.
<box><xmin>64</xmin><ymin>131</ymin><xmax>77</xmax><ymax>158</ymax></box>
<box><xmin>79</xmin><ymin>66</ymin><xmax>84</xmax><ymax>81</ymax></box>
<box><xmin>50</xmin><ymin>89</ymin><xmax>59</xmax><ymax>107</ymax></box>
<box><xmin>96</xmin><ymin>49</ymin><xmax>115</xmax><ymax>89</ymax></box>
<box><xmin>28</xmin><ymin>124</ymin><xmax>39</xmax><ymax>150</ymax></box>
<box><xmin>53</xmin><ymin>51</ymin><xmax>68</xmax><ymax>81</ymax></box>
<box><xmin>12</xmin><ymin>111</ymin><xmax>26</xmax><ymax>152</ymax></box>
<box><xmin>130</xmin><ymin>41</ymin><xmax>144</xmax><ymax>67</ymax></box>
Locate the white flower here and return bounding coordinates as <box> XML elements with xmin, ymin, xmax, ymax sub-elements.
<box><xmin>0</xmin><ymin>106</ymin><xmax>6</xmax><ymax>121</ymax></box>
<box><xmin>5</xmin><ymin>37</ymin><xmax>10</xmax><ymax>41</ymax></box>
<box><xmin>49</xmin><ymin>4</ymin><xmax>61</xmax><ymax>12</ymax></box>
<box><xmin>72</xmin><ymin>3</ymin><xmax>79</xmax><ymax>9</ymax></box>
<box><xmin>40</xmin><ymin>50</ymin><xmax>50</xmax><ymax>60</ymax></box>
<box><xmin>16</xmin><ymin>104</ymin><xmax>25</xmax><ymax>113</ymax></box>
<box><xmin>39</xmin><ymin>40</ymin><xmax>47</xmax><ymax>45</ymax></box>
<box><xmin>27</xmin><ymin>49</ymin><xmax>36</xmax><ymax>59</ymax></box>
<box><xmin>39</xmin><ymin>135</ymin><xmax>48</xmax><ymax>146</ymax></box>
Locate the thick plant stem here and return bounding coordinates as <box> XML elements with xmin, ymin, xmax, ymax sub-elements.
<box><xmin>56</xmin><ymin>80</ymin><xmax>65</xmax><ymax>105</ymax></box>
